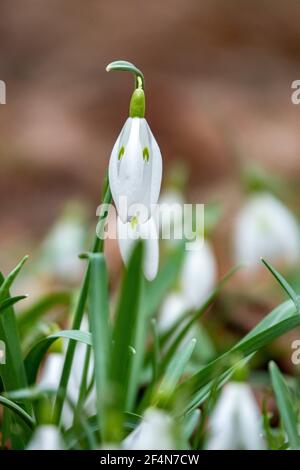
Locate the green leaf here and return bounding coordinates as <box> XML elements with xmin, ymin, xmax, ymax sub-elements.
<box><xmin>110</xmin><ymin>242</ymin><xmax>143</xmax><ymax>413</ymax></box>
<box><xmin>269</xmin><ymin>361</ymin><xmax>300</xmax><ymax>450</ymax></box>
<box><xmin>155</xmin><ymin>338</ymin><xmax>197</xmax><ymax>407</ymax></box>
<box><xmin>106</xmin><ymin>60</ymin><xmax>145</xmax><ymax>89</ymax></box>
<box><xmin>261</xmin><ymin>258</ymin><xmax>300</xmax><ymax>312</ymax></box>
<box><xmin>25</xmin><ymin>330</ymin><xmax>92</xmax><ymax>385</ymax></box>
<box><xmin>179</xmin><ymin>299</ymin><xmax>300</xmax><ymax>411</ymax></box>
<box><xmin>0</xmin><ymin>395</ymin><xmax>35</xmax><ymax>430</ymax></box>
<box><xmin>86</xmin><ymin>253</ymin><xmax>111</xmax><ymax>441</ymax></box>
<box><xmin>0</xmin><ymin>295</ymin><xmax>27</xmax><ymax>314</ymax></box>
<box><xmin>0</xmin><ymin>256</ymin><xmax>28</xmax><ymax>301</ymax></box>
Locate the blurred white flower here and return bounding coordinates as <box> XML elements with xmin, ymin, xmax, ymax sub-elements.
<box><xmin>234</xmin><ymin>193</ymin><xmax>300</xmax><ymax>268</ymax></box>
<box><xmin>123</xmin><ymin>408</ymin><xmax>177</xmax><ymax>450</ymax></box>
<box><xmin>27</xmin><ymin>425</ymin><xmax>64</xmax><ymax>450</ymax></box>
<box><xmin>158</xmin><ymin>241</ymin><xmax>217</xmax><ymax>337</ymax></box>
<box><xmin>117</xmin><ymin>215</ymin><xmax>159</xmax><ymax>281</ymax></box>
<box><xmin>158</xmin><ymin>293</ymin><xmax>186</xmax><ymax>333</ymax></box>
<box><xmin>159</xmin><ymin>189</ymin><xmax>184</xmax><ymax>242</ymax></box>
<box><xmin>109</xmin><ymin>117</ymin><xmax>162</xmax><ymax>223</ymax></box>
<box><xmin>180</xmin><ymin>241</ymin><xmax>217</xmax><ymax>310</ymax></box>
<box><xmin>206</xmin><ymin>382</ymin><xmax>265</xmax><ymax>450</ymax></box>
<box><xmin>38</xmin><ymin>205</ymin><xmax>86</xmax><ymax>283</ymax></box>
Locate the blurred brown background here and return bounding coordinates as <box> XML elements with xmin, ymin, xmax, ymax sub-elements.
<box><xmin>1</xmin><ymin>0</ymin><xmax>300</xmax><ymax>269</ymax></box>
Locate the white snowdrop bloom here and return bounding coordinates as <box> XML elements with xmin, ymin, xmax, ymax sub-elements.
<box><xmin>123</xmin><ymin>408</ymin><xmax>177</xmax><ymax>450</ymax></box>
<box><xmin>180</xmin><ymin>241</ymin><xmax>217</xmax><ymax>310</ymax></box>
<box><xmin>159</xmin><ymin>189</ymin><xmax>184</xmax><ymax>242</ymax></box>
<box><xmin>39</xmin><ymin>218</ymin><xmax>86</xmax><ymax>282</ymax></box>
<box><xmin>206</xmin><ymin>382</ymin><xmax>266</xmax><ymax>450</ymax></box>
<box><xmin>158</xmin><ymin>293</ymin><xmax>186</xmax><ymax>333</ymax></box>
<box><xmin>27</xmin><ymin>425</ymin><xmax>64</xmax><ymax>450</ymax></box>
<box><xmin>234</xmin><ymin>193</ymin><xmax>300</xmax><ymax>268</ymax></box>
<box><xmin>109</xmin><ymin>117</ymin><xmax>162</xmax><ymax>223</ymax></box>
<box><xmin>117</xmin><ymin>215</ymin><xmax>159</xmax><ymax>281</ymax></box>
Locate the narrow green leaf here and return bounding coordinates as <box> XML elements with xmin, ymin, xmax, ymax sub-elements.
<box><xmin>261</xmin><ymin>258</ymin><xmax>300</xmax><ymax>312</ymax></box>
<box><xmin>110</xmin><ymin>242</ymin><xmax>143</xmax><ymax>412</ymax></box>
<box><xmin>0</xmin><ymin>395</ymin><xmax>35</xmax><ymax>430</ymax></box>
<box><xmin>25</xmin><ymin>330</ymin><xmax>92</xmax><ymax>385</ymax></box>
<box><xmin>156</xmin><ymin>338</ymin><xmax>197</xmax><ymax>405</ymax></box>
<box><xmin>269</xmin><ymin>361</ymin><xmax>300</xmax><ymax>449</ymax></box>
<box><xmin>179</xmin><ymin>299</ymin><xmax>300</xmax><ymax>411</ymax></box>
<box><xmin>0</xmin><ymin>256</ymin><xmax>28</xmax><ymax>301</ymax></box>
<box><xmin>0</xmin><ymin>295</ymin><xmax>27</xmax><ymax>314</ymax></box>
<box><xmin>86</xmin><ymin>253</ymin><xmax>111</xmax><ymax>441</ymax></box>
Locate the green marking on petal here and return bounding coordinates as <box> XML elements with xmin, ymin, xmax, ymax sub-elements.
<box><xmin>143</xmin><ymin>147</ymin><xmax>150</xmax><ymax>163</ymax></box>
<box><xmin>118</xmin><ymin>146</ymin><xmax>125</xmax><ymax>160</ymax></box>
<box><xmin>130</xmin><ymin>215</ymin><xmax>139</xmax><ymax>230</ymax></box>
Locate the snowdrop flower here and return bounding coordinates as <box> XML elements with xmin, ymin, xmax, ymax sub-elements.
<box><xmin>158</xmin><ymin>241</ymin><xmax>216</xmax><ymax>335</ymax></box>
<box><xmin>234</xmin><ymin>192</ymin><xmax>300</xmax><ymax>268</ymax></box>
<box><xmin>117</xmin><ymin>215</ymin><xmax>158</xmax><ymax>281</ymax></box>
<box><xmin>158</xmin><ymin>293</ymin><xmax>187</xmax><ymax>333</ymax></box>
<box><xmin>159</xmin><ymin>189</ymin><xmax>184</xmax><ymax>242</ymax></box>
<box><xmin>180</xmin><ymin>241</ymin><xmax>217</xmax><ymax>310</ymax></box>
<box><xmin>108</xmin><ymin>63</ymin><xmax>162</xmax><ymax>224</ymax></box>
<box><xmin>38</xmin><ymin>203</ymin><xmax>86</xmax><ymax>283</ymax></box>
<box><xmin>123</xmin><ymin>408</ymin><xmax>177</xmax><ymax>450</ymax></box>
<box><xmin>27</xmin><ymin>425</ymin><xmax>64</xmax><ymax>450</ymax></box>
<box><xmin>206</xmin><ymin>382</ymin><xmax>265</xmax><ymax>450</ymax></box>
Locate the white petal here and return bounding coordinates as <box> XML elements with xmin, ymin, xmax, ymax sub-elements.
<box><xmin>180</xmin><ymin>241</ymin><xmax>217</xmax><ymax>309</ymax></box>
<box><xmin>234</xmin><ymin>193</ymin><xmax>300</xmax><ymax>268</ymax></box>
<box><xmin>158</xmin><ymin>293</ymin><xmax>186</xmax><ymax>332</ymax></box>
<box><xmin>27</xmin><ymin>425</ymin><xmax>64</xmax><ymax>450</ymax></box>
<box><xmin>206</xmin><ymin>382</ymin><xmax>265</xmax><ymax>450</ymax></box>
<box><xmin>117</xmin><ymin>216</ymin><xmax>159</xmax><ymax>281</ymax></box>
<box><xmin>109</xmin><ymin>118</ymin><xmax>162</xmax><ymax>223</ymax></box>
<box><xmin>123</xmin><ymin>408</ymin><xmax>176</xmax><ymax>450</ymax></box>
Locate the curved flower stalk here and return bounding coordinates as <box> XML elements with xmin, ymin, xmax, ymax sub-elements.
<box><xmin>117</xmin><ymin>215</ymin><xmax>159</xmax><ymax>281</ymax></box>
<box><xmin>205</xmin><ymin>382</ymin><xmax>266</xmax><ymax>450</ymax></box>
<box><xmin>27</xmin><ymin>425</ymin><xmax>64</xmax><ymax>450</ymax></box>
<box><xmin>108</xmin><ymin>61</ymin><xmax>162</xmax><ymax>224</ymax></box>
<box><xmin>234</xmin><ymin>192</ymin><xmax>300</xmax><ymax>268</ymax></box>
<box><xmin>123</xmin><ymin>408</ymin><xmax>178</xmax><ymax>450</ymax></box>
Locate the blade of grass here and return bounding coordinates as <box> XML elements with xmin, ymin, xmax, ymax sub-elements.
<box><xmin>269</xmin><ymin>361</ymin><xmax>300</xmax><ymax>450</ymax></box>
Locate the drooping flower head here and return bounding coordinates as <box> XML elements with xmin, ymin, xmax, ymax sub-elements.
<box><xmin>107</xmin><ymin>61</ymin><xmax>162</xmax><ymax>224</ymax></box>
<box><xmin>107</xmin><ymin>61</ymin><xmax>162</xmax><ymax>280</ymax></box>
